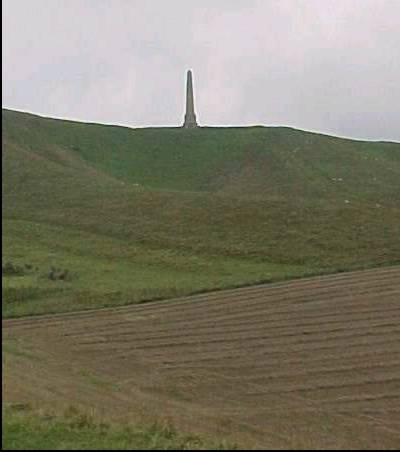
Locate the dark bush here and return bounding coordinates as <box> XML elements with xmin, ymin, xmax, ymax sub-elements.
<box><xmin>48</xmin><ymin>268</ymin><xmax>71</xmax><ymax>281</ymax></box>
<box><xmin>2</xmin><ymin>262</ymin><xmax>25</xmax><ymax>276</ymax></box>
<box><xmin>59</xmin><ymin>270</ymin><xmax>69</xmax><ymax>281</ymax></box>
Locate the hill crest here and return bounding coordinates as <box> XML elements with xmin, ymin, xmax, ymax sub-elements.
<box><xmin>3</xmin><ymin>108</ymin><xmax>399</xmax><ymax>199</ymax></box>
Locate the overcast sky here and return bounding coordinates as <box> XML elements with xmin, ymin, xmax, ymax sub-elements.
<box><xmin>2</xmin><ymin>0</ymin><xmax>400</xmax><ymax>140</ymax></box>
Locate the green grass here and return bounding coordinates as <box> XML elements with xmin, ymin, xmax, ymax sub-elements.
<box><xmin>2</xmin><ymin>109</ymin><xmax>400</xmax><ymax>318</ymax></box>
<box><xmin>2</xmin><ymin>408</ymin><xmax>234</xmax><ymax>450</ymax></box>
<box><xmin>3</xmin><ymin>109</ymin><xmax>400</xmax><ymax>198</ymax></box>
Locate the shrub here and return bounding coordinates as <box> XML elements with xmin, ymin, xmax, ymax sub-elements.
<box><xmin>48</xmin><ymin>268</ymin><xmax>71</xmax><ymax>281</ymax></box>
<box><xmin>2</xmin><ymin>262</ymin><xmax>25</xmax><ymax>276</ymax></box>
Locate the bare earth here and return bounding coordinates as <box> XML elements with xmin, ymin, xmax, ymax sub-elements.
<box><xmin>3</xmin><ymin>267</ymin><xmax>400</xmax><ymax>449</ymax></box>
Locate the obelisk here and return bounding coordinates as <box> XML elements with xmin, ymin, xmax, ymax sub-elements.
<box><xmin>183</xmin><ymin>70</ymin><xmax>198</xmax><ymax>128</ymax></box>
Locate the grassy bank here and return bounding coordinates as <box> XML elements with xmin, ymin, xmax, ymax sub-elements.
<box><xmin>2</xmin><ymin>408</ymin><xmax>233</xmax><ymax>450</ymax></box>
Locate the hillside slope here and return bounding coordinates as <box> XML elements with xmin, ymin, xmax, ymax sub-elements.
<box><xmin>2</xmin><ymin>109</ymin><xmax>400</xmax><ymax>317</ymax></box>
<box><xmin>3</xmin><ymin>109</ymin><xmax>400</xmax><ymax>200</ymax></box>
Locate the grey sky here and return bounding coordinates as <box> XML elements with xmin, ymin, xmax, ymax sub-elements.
<box><xmin>2</xmin><ymin>0</ymin><xmax>400</xmax><ymax>140</ymax></box>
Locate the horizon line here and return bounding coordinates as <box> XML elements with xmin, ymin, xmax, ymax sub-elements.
<box><xmin>2</xmin><ymin>105</ymin><xmax>399</xmax><ymax>144</ymax></box>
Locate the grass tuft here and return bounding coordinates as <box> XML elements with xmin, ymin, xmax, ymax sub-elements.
<box><xmin>2</xmin><ymin>408</ymin><xmax>235</xmax><ymax>450</ymax></box>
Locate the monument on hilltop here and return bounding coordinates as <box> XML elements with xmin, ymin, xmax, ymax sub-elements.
<box><xmin>183</xmin><ymin>70</ymin><xmax>199</xmax><ymax>128</ymax></box>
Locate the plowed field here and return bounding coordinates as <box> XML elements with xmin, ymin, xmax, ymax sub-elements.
<box><xmin>3</xmin><ymin>267</ymin><xmax>400</xmax><ymax>449</ymax></box>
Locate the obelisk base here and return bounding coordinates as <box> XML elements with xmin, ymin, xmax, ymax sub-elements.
<box><xmin>183</xmin><ymin>114</ymin><xmax>198</xmax><ymax>129</ymax></box>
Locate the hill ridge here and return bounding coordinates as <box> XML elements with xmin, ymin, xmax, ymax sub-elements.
<box><xmin>3</xmin><ymin>108</ymin><xmax>400</xmax><ymax>198</ymax></box>
<box><xmin>3</xmin><ymin>108</ymin><xmax>398</xmax><ymax>144</ymax></box>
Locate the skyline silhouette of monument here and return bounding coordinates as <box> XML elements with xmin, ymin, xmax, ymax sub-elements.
<box><xmin>183</xmin><ymin>70</ymin><xmax>198</xmax><ymax>128</ymax></box>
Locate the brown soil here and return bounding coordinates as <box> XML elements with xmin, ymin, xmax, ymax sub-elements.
<box><xmin>3</xmin><ymin>267</ymin><xmax>400</xmax><ymax>449</ymax></box>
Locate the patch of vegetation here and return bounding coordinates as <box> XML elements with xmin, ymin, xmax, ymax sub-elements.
<box><xmin>2</xmin><ymin>286</ymin><xmax>65</xmax><ymax>304</ymax></box>
<box><xmin>78</xmin><ymin>369</ymin><xmax>122</xmax><ymax>392</ymax></box>
<box><xmin>2</xmin><ymin>262</ymin><xmax>27</xmax><ymax>277</ymax></box>
<box><xmin>2</xmin><ymin>285</ymin><xmax>69</xmax><ymax>318</ymax></box>
<box><xmin>2</xmin><ymin>408</ymin><xmax>235</xmax><ymax>450</ymax></box>
<box><xmin>47</xmin><ymin>267</ymin><xmax>71</xmax><ymax>281</ymax></box>
<box><xmin>2</xmin><ymin>342</ymin><xmax>42</xmax><ymax>362</ymax></box>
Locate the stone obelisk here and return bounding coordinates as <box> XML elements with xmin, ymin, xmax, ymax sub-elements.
<box><xmin>183</xmin><ymin>70</ymin><xmax>198</xmax><ymax>128</ymax></box>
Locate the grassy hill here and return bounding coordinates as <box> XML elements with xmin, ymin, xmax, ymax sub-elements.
<box><xmin>2</xmin><ymin>108</ymin><xmax>400</xmax><ymax>317</ymax></box>
<box><xmin>3</xmin><ymin>109</ymin><xmax>400</xmax><ymax>198</ymax></box>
